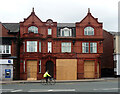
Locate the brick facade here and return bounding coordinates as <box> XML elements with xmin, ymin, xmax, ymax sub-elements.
<box><xmin>19</xmin><ymin>9</ymin><xmax>104</xmax><ymax>80</ymax></box>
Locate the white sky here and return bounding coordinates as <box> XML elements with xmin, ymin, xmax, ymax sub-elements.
<box><xmin>0</xmin><ymin>0</ymin><xmax>119</xmax><ymax>32</ymax></box>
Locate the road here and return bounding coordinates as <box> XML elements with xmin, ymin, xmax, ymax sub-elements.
<box><xmin>1</xmin><ymin>79</ymin><xmax>119</xmax><ymax>93</ymax></box>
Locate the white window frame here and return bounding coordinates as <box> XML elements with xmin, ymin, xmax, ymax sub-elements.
<box><xmin>82</xmin><ymin>42</ymin><xmax>89</xmax><ymax>53</ymax></box>
<box><xmin>28</xmin><ymin>26</ymin><xmax>38</xmax><ymax>33</ymax></box>
<box><xmin>39</xmin><ymin>60</ymin><xmax>41</xmax><ymax>73</ymax></box>
<box><xmin>60</xmin><ymin>27</ymin><xmax>72</xmax><ymax>37</ymax></box>
<box><xmin>48</xmin><ymin>28</ymin><xmax>52</xmax><ymax>35</ymax></box>
<box><xmin>27</xmin><ymin>41</ymin><xmax>37</xmax><ymax>52</ymax></box>
<box><xmin>0</xmin><ymin>45</ymin><xmax>11</xmax><ymax>54</ymax></box>
<box><xmin>84</xmin><ymin>26</ymin><xmax>94</xmax><ymax>35</ymax></box>
<box><xmin>39</xmin><ymin>41</ymin><xmax>41</xmax><ymax>52</ymax></box>
<box><xmin>90</xmin><ymin>43</ymin><xmax>97</xmax><ymax>53</ymax></box>
<box><xmin>61</xmin><ymin>42</ymin><xmax>71</xmax><ymax>53</ymax></box>
<box><xmin>48</xmin><ymin>42</ymin><xmax>52</xmax><ymax>53</ymax></box>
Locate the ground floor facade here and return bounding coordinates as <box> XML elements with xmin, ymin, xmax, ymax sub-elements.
<box><xmin>20</xmin><ymin>56</ymin><xmax>101</xmax><ymax>80</ymax></box>
<box><xmin>0</xmin><ymin>59</ymin><xmax>13</xmax><ymax>81</ymax></box>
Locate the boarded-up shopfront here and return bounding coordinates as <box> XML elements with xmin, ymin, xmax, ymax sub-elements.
<box><xmin>56</xmin><ymin>59</ymin><xmax>77</xmax><ymax>80</ymax></box>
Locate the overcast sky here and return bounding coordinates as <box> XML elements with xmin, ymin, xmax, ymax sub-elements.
<box><xmin>0</xmin><ymin>0</ymin><xmax>119</xmax><ymax>32</ymax></box>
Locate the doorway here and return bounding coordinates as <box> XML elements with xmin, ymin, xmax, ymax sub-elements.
<box><xmin>84</xmin><ymin>60</ymin><xmax>95</xmax><ymax>78</ymax></box>
<box><xmin>46</xmin><ymin>61</ymin><xmax>54</xmax><ymax>77</ymax></box>
<box><xmin>27</xmin><ymin>60</ymin><xmax>37</xmax><ymax>80</ymax></box>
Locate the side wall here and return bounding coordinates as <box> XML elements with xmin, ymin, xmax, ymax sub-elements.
<box><xmin>101</xmin><ymin>30</ymin><xmax>114</xmax><ymax>77</ymax></box>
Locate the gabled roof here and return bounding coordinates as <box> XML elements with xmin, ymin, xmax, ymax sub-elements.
<box><xmin>21</xmin><ymin>8</ymin><xmax>43</xmax><ymax>24</ymax></box>
<box><xmin>76</xmin><ymin>8</ymin><xmax>102</xmax><ymax>25</ymax></box>
<box><xmin>57</xmin><ymin>23</ymin><xmax>75</xmax><ymax>27</ymax></box>
<box><xmin>2</xmin><ymin>23</ymin><xmax>20</xmax><ymax>32</ymax></box>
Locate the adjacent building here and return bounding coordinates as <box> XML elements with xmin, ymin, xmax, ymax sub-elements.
<box><xmin>101</xmin><ymin>30</ymin><xmax>114</xmax><ymax>77</ymax></box>
<box><xmin>19</xmin><ymin>9</ymin><xmax>103</xmax><ymax>80</ymax></box>
<box><xmin>111</xmin><ymin>32</ymin><xmax>120</xmax><ymax>77</ymax></box>
<box><xmin>0</xmin><ymin>23</ymin><xmax>20</xmax><ymax>80</ymax></box>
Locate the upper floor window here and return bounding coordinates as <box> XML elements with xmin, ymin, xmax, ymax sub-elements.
<box><xmin>0</xmin><ymin>45</ymin><xmax>11</xmax><ymax>54</ymax></box>
<box><xmin>82</xmin><ymin>42</ymin><xmax>89</xmax><ymax>53</ymax></box>
<box><xmin>23</xmin><ymin>42</ymin><xmax>25</xmax><ymax>52</ymax></box>
<box><xmin>39</xmin><ymin>41</ymin><xmax>41</xmax><ymax>52</ymax></box>
<box><xmin>61</xmin><ymin>42</ymin><xmax>71</xmax><ymax>53</ymax></box>
<box><xmin>28</xmin><ymin>26</ymin><xmax>38</xmax><ymax>33</ymax></box>
<box><xmin>90</xmin><ymin>43</ymin><xmax>97</xmax><ymax>53</ymax></box>
<box><xmin>48</xmin><ymin>28</ymin><xmax>52</xmax><ymax>35</ymax></box>
<box><xmin>27</xmin><ymin>41</ymin><xmax>37</xmax><ymax>52</ymax></box>
<box><xmin>60</xmin><ymin>27</ymin><xmax>72</xmax><ymax>37</ymax></box>
<box><xmin>48</xmin><ymin>42</ymin><xmax>52</xmax><ymax>53</ymax></box>
<box><xmin>84</xmin><ymin>26</ymin><xmax>94</xmax><ymax>35</ymax></box>
<box><xmin>82</xmin><ymin>42</ymin><xmax>97</xmax><ymax>53</ymax></box>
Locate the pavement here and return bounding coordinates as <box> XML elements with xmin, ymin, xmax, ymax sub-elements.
<box><xmin>0</xmin><ymin>77</ymin><xmax>119</xmax><ymax>84</ymax></box>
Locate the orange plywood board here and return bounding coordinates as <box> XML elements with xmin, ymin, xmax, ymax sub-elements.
<box><xmin>84</xmin><ymin>61</ymin><xmax>95</xmax><ymax>78</ymax></box>
<box><xmin>56</xmin><ymin>59</ymin><xmax>77</xmax><ymax>80</ymax></box>
<box><xmin>27</xmin><ymin>61</ymin><xmax>37</xmax><ymax>80</ymax></box>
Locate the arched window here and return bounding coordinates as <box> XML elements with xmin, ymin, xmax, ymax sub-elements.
<box><xmin>28</xmin><ymin>26</ymin><xmax>38</xmax><ymax>33</ymax></box>
<box><xmin>84</xmin><ymin>26</ymin><xmax>94</xmax><ymax>35</ymax></box>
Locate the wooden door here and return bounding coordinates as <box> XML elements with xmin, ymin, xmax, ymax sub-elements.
<box><xmin>84</xmin><ymin>61</ymin><xmax>95</xmax><ymax>78</ymax></box>
<box><xmin>27</xmin><ymin>60</ymin><xmax>37</xmax><ymax>80</ymax></box>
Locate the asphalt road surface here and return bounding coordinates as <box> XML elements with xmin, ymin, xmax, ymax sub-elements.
<box><xmin>1</xmin><ymin>79</ymin><xmax>120</xmax><ymax>94</ymax></box>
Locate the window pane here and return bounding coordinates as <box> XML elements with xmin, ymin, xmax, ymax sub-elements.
<box><xmin>28</xmin><ymin>26</ymin><xmax>38</xmax><ymax>33</ymax></box>
<box><xmin>27</xmin><ymin>41</ymin><xmax>37</xmax><ymax>52</ymax></box>
<box><xmin>35</xmin><ymin>42</ymin><xmax>37</xmax><ymax>52</ymax></box>
<box><xmin>82</xmin><ymin>42</ymin><xmax>89</xmax><ymax>53</ymax></box>
<box><xmin>3</xmin><ymin>45</ymin><xmax>5</xmax><ymax>53</ymax></box>
<box><xmin>39</xmin><ymin>42</ymin><xmax>41</xmax><ymax>52</ymax></box>
<box><xmin>60</xmin><ymin>28</ymin><xmax>72</xmax><ymax>37</ymax></box>
<box><xmin>23</xmin><ymin>42</ymin><xmax>25</xmax><ymax>52</ymax></box>
<box><xmin>6</xmin><ymin>45</ymin><xmax>9</xmax><ymax>53</ymax></box>
<box><xmin>0</xmin><ymin>45</ymin><xmax>2</xmax><ymax>53</ymax></box>
<box><xmin>61</xmin><ymin>42</ymin><xmax>71</xmax><ymax>53</ymax></box>
<box><xmin>69</xmin><ymin>29</ymin><xmax>72</xmax><ymax>36</ymax></box>
<box><xmin>0</xmin><ymin>45</ymin><xmax>11</xmax><ymax>54</ymax></box>
<box><xmin>64</xmin><ymin>30</ymin><xmax>69</xmax><ymax>36</ymax></box>
<box><xmin>39</xmin><ymin>60</ymin><xmax>41</xmax><ymax>73</ymax></box>
<box><xmin>62</xmin><ymin>30</ymin><xmax>64</xmax><ymax>36</ymax></box>
<box><xmin>48</xmin><ymin>28</ymin><xmax>52</xmax><ymax>35</ymax></box>
<box><xmin>84</xmin><ymin>26</ymin><xmax>94</xmax><ymax>35</ymax></box>
<box><xmin>48</xmin><ymin>42</ymin><xmax>52</xmax><ymax>53</ymax></box>
<box><xmin>90</xmin><ymin>43</ymin><xmax>97</xmax><ymax>53</ymax></box>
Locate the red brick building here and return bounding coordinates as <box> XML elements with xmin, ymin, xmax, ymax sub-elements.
<box><xmin>20</xmin><ymin>9</ymin><xmax>104</xmax><ymax>80</ymax></box>
<box><xmin>0</xmin><ymin>22</ymin><xmax>20</xmax><ymax>80</ymax></box>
